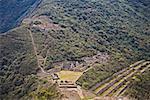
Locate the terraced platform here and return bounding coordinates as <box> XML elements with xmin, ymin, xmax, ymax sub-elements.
<box><xmin>91</xmin><ymin>60</ymin><xmax>150</xmax><ymax>97</ymax></box>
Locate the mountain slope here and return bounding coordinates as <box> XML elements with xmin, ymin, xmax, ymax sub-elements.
<box><xmin>0</xmin><ymin>0</ymin><xmax>150</xmax><ymax>99</ymax></box>
<box><xmin>0</xmin><ymin>26</ymin><xmax>38</xmax><ymax>99</ymax></box>
<box><xmin>0</xmin><ymin>26</ymin><xmax>61</xmax><ymax>99</ymax></box>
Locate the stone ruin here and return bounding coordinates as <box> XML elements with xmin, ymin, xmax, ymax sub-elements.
<box><xmin>51</xmin><ymin>52</ymin><xmax>110</xmax><ymax>72</ymax></box>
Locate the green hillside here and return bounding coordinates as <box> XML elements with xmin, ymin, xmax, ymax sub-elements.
<box><xmin>0</xmin><ymin>26</ymin><xmax>38</xmax><ymax>99</ymax></box>
<box><xmin>0</xmin><ymin>26</ymin><xmax>61</xmax><ymax>99</ymax></box>
<box><xmin>29</xmin><ymin>0</ymin><xmax>150</xmax><ymax>89</ymax></box>
<box><xmin>29</xmin><ymin>0</ymin><xmax>149</xmax><ymax>64</ymax></box>
<box><xmin>0</xmin><ymin>0</ymin><xmax>150</xmax><ymax>99</ymax></box>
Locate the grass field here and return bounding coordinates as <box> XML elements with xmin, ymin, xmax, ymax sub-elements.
<box><xmin>56</xmin><ymin>70</ymin><xmax>83</xmax><ymax>82</ymax></box>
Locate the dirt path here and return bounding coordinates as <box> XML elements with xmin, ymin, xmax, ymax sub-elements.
<box><xmin>77</xmin><ymin>85</ymin><xmax>84</xmax><ymax>99</ymax></box>
<box><xmin>28</xmin><ymin>29</ymin><xmax>47</xmax><ymax>74</ymax></box>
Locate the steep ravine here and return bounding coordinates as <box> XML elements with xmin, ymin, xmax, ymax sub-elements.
<box><xmin>0</xmin><ymin>0</ymin><xmax>42</xmax><ymax>33</ymax></box>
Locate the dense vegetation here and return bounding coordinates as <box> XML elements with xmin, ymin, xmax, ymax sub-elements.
<box><xmin>0</xmin><ymin>26</ymin><xmax>61</xmax><ymax>99</ymax></box>
<box><xmin>0</xmin><ymin>0</ymin><xmax>150</xmax><ymax>99</ymax></box>
<box><xmin>0</xmin><ymin>27</ymin><xmax>38</xmax><ymax>99</ymax></box>
<box><xmin>29</xmin><ymin>84</ymin><xmax>62</xmax><ymax>100</ymax></box>
<box><xmin>30</xmin><ymin>0</ymin><xmax>150</xmax><ymax>89</ymax></box>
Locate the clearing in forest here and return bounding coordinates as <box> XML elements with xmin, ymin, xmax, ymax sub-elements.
<box><xmin>56</xmin><ymin>70</ymin><xmax>83</xmax><ymax>82</ymax></box>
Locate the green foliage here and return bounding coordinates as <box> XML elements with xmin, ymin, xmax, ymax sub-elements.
<box><xmin>30</xmin><ymin>0</ymin><xmax>150</xmax><ymax>66</ymax></box>
<box><xmin>30</xmin><ymin>0</ymin><xmax>150</xmax><ymax>91</ymax></box>
<box><xmin>0</xmin><ymin>27</ymin><xmax>38</xmax><ymax>99</ymax></box>
<box><xmin>29</xmin><ymin>84</ymin><xmax>61</xmax><ymax>100</ymax></box>
<box><xmin>0</xmin><ymin>0</ymin><xmax>150</xmax><ymax>99</ymax></box>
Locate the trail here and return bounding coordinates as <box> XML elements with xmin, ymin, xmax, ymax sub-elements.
<box><xmin>77</xmin><ymin>85</ymin><xmax>84</xmax><ymax>99</ymax></box>
<box><xmin>28</xmin><ymin>29</ymin><xmax>47</xmax><ymax>74</ymax></box>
